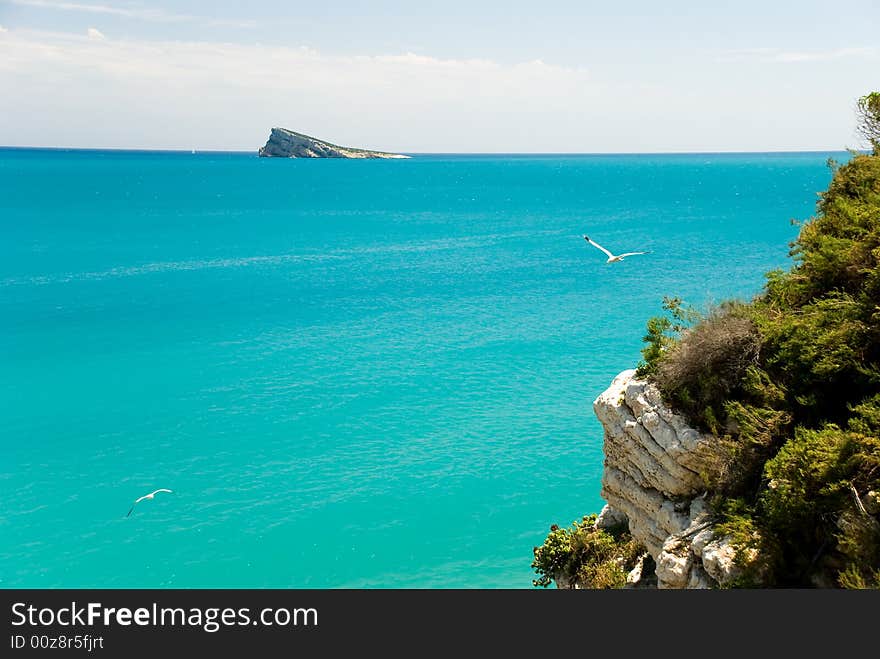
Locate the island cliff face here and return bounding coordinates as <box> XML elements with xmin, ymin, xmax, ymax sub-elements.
<box><xmin>258</xmin><ymin>128</ymin><xmax>410</xmax><ymax>159</ymax></box>
<box><xmin>590</xmin><ymin>370</ymin><xmax>755</xmax><ymax>588</ymax></box>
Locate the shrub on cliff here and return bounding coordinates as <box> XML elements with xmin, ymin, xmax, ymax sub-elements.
<box><xmin>636</xmin><ymin>296</ymin><xmax>700</xmax><ymax>378</ymax></box>
<box><xmin>651</xmin><ymin>302</ymin><xmax>760</xmax><ymax>434</ymax></box>
<box><xmin>761</xmin><ymin>396</ymin><xmax>880</xmax><ymax>586</ymax></box>
<box><xmin>531</xmin><ymin>515</ymin><xmax>644</xmax><ymax>589</ymax></box>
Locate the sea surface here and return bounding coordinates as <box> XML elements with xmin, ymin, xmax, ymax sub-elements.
<box><xmin>0</xmin><ymin>149</ymin><xmax>841</xmax><ymax>587</ymax></box>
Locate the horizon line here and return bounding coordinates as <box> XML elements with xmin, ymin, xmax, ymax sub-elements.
<box><xmin>0</xmin><ymin>145</ymin><xmax>860</xmax><ymax>156</ymax></box>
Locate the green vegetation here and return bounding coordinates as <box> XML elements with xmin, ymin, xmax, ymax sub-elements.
<box><xmin>534</xmin><ymin>93</ymin><xmax>880</xmax><ymax>589</ymax></box>
<box><xmin>531</xmin><ymin>515</ymin><xmax>645</xmax><ymax>588</ymax></box>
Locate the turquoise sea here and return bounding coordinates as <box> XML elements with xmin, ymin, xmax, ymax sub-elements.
<box><xmin>0</xmin><ymin>149</ymin><xmax>841</xmax><ymax>588</ymax></box>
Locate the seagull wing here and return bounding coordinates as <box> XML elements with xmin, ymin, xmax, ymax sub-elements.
<box><xmin>617</xmin><ymin>251</ymin><xmax>648</xmax><ymax>258</ymax></box>
<box><xmin>134</xmin><ymin>494</ymin><xmax>149</xmax><ymax>504</ymax></box>
<box><xmin>584</xmin><ymin>236</ymin><xmax>615</xmax><ymax>259</ymax></box>
<box><xmin>154</xmin><ymin>489</ymin><xmax>173</xmax><ymax>495</ymax></box>
<box><xmin>126</xmin><ymin>505</ymin><xmax>135</xmax><ymax>517</ymax></box>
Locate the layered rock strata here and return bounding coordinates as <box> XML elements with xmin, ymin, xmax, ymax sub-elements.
<box><xmin>258</xmin><ymin>128</ymin><xmax>409</xmax><ymax>159</ymax></box>
<box><xmin>591</xmin><ymin>370</ymin><xmax>750</xmax><ymax>588</ymax></box>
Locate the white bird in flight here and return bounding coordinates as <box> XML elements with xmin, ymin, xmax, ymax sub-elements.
<box><xmin>127</xmin><ymin>489</ymin><xmax>173</xmax><ymax>517</ymax></box>
<box><xmin>583</xmin><ymin>235</ymin><xmax>649</xmax><ymax>263</ymax></box>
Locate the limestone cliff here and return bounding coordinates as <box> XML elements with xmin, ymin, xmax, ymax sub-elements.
<box><xmin>590</xmin><ymin>370</ymin><xmax>755</xmax><ymax>588</ymax></box>
<box><xmin>258</xmin><ymin>128</ymin><xmax>410</xmax><ymax>159</ymax></box>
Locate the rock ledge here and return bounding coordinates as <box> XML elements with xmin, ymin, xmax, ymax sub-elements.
<box><xmin>590</xmin><ymin>370</ymin><xmax>747</xmax><ymax>588</ymax></box>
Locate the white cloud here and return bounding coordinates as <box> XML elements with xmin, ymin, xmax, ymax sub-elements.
<box><xmin>86</xmin><ymin>27</ymin><xmax>104</xmax><ymax>41</ymax></box>
<box><xmin>0</xmin><ymin>29</ymin><xmax>598</xmax><ymax>151</ymax></box>
<box><xmin>10</xmin><ymin>0</ymin><xmax>256</xmax><ymax>28</ymax></box>
<box><xmin>0</xmin><ymin>25</ymin><xmax>7</xmax><ymax>33</ymax></box>
<box><xmin>718</xmin><ymin>46</ymin><xmax>878</xmax><ymax>63</ymax></box>
<box><xmin>12</xmin><ymin>0</ymin><xmax>180</xmax><ymax>20</ymax></box>
<box><xmin>773</xmin><ymin>47</ymin><xmax>876</xmax><ymax>63</ymax></box>
<box><xmin>0</xmin><ymin>29</ymin><xmax>872</xmax><ymax>152</ymax></box>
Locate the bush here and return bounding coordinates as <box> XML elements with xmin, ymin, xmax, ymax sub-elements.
<box><xmin>760</xmin><ymin>409</ymin><xmax>880</xmax><ymax>585</ymax></box>
<box><xmin>703</xmin><ymin>389</ymin><xmax>791</xmax><ymax>495</ymax></box>
<box><xmin>711</xmin><ymin>498</ymin><xmax>779</xmax><ymax>587</ymax></box>
<box><xmin>636</xmin><ymin>296</ymin><xmax>700</xmax><ymax>377</ymax></box>
<box><xmin>653</xmin><ymin>302</ymin><xmax>760</xmax><ymax>433</ymax></box>
<box><xmin>531</xmin><ymin>515</ymin><xmax>645</xmax><ymax>588</ymax></box>
<box><xmin>773</xmin><ymin>152</ymin><xmax>880</xmax><ymax>307</ymax></box>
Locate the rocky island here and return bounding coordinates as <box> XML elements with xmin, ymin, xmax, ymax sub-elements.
<box><xmin>258</xmin><ymin>128</ymin><xmax>410</xmax><ymax>159</ymax></box>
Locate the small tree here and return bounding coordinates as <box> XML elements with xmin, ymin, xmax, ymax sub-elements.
<box><xmin>856</xmin><ymin>92</ymin><xmax>880</xmax><ymax>154</ymax></box>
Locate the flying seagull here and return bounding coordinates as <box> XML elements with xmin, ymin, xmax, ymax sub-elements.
<box><xmin>126</xmin><ymin>489</ymin><xmax>173</xmax><ymax>517</ymax></box>
<box><xmin>583</xmin><ymin>235</ymin><xmax>648</xmax><ymax>263</ymax></box>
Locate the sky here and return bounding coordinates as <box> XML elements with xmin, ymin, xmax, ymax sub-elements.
<box><xmin>0</xmin><ymin>0</ymin><xmax>878</xmax><ymax>152</ymax></box>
